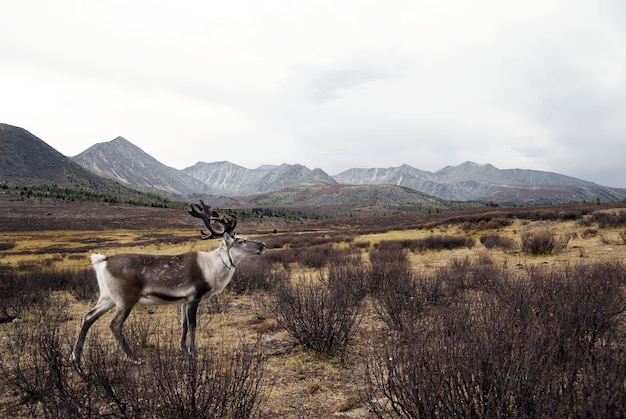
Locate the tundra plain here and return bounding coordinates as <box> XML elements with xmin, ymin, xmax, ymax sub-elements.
<box><xmin>1</xmin><ymin>196</ymin><xmax>626</xmax><ymax>417</ymax></box>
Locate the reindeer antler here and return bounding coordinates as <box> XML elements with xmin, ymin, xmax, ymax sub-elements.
<box><xmin>188</xmin><ymin>200</ymin><xmax>237</xmax><ymax>239</ymax></box>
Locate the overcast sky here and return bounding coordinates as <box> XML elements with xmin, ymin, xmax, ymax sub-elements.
<box><xmin>1</xmin><ymin>1</ymin><xmax>625</xmax><ymax>187</ymax></box>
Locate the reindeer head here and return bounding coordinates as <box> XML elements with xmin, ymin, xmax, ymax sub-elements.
<box><xmin>188</xmin><ymin>200</ymin><xmax>238</xmax><ymax>240</ymax></box>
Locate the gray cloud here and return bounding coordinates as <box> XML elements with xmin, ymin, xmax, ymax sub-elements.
<box><xmin>1</xmin><ymin>0</ymin><xmax>624</xmax><ymax>187</ymax></box>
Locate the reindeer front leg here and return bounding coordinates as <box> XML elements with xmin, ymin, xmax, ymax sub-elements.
<box><xmin>181</xmin><ymin>300</ymin><xmax>201</xmax><ymax>356</ymax></box>
<box><xmin>180</xmin><ymin>304</ymin><xmax>188</xmax><ymax>352</ymax></box>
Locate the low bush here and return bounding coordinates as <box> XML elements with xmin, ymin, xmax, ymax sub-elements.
<box><xmin>231</xmin><ymin>257</ymin><xmax>281</xmax><ymax>294</ymax></box>
<box><xmin>365</xmin><ymin>261</ymin><xmax>626</xmax><ymax>418</ymax></box>
<box><xmin>372</xmin><ymin>270</ymin><xmax>443</xmax><ymax>333</ymax></box>
<box><xmin>68</xmin><ymin>268</ymin><xmax>98</xmax><ymax>301</ymax></box>
<box><xmin>298</xmin><ymin>243</ymin><xmax>335</xmax><ymax>268</ymax></box>
<box><xmin>271</xmin><ymin>261</ymin><xmax>364</xmax><ymax>359</ymax></box>
<box><xmin>1</xmin><ymin>307</ymin><xmax>269</xmax><ymax>418</ymax></box>
<box><xmin>327</xmin><ymin>254</ymin><xmax>369</xmax><ymax>305</ymax></box>
<box><xmin>0</xmin><ymin>267</ymin><xmax>52</xmax><ymax>321</ymax></box>
<box><xmin>263</xmin><ymin>247</ymin><xmax>297</xmax><ymax>269</ymax></box>
<box><xmin>439</xmin><ymin>257</ymin><xmax>508</xmax><ymax>294</ymax></box>
<box><xmin>480</xmin><ymin>233</ymin><xmax>517</xmax><ymax>252</ymax></box>
<box><xmin>521</xmin><ymin>231</ymin><xmax>569</xmax><ymax>255</ymax></box>
<box><xmin>460</xmin><ymin>217</ymin><xmax>512</xmax><ymax>231</ymax></box>
<box><xmin>413</xmin><ymin>235</ymin><xmax>476</xmax><ymax>252</ymax></box>
<box><xmin>142</xmin><ymin>337</ymin><xmax>268</xmax><ymax>418</ymax></box>
<box><xmin>588</xmin><ymin>210</ymin><xmax>626</xmax><ymax>228</ymax></box>
<box><xmin>368</xmin><ymin>246</ymin><xmax>411</xmax><ymax>295</ymax></box>
<box><xmin>581</xmin><ymin>227</ymin><xmax>598</xmax><ymax>237</ymax></box>
<box><xmin>0</xmin><ymin>242</ymin><xmax>15</xmax><ymax>251</ymax></box>
<box><xmin>376</xmin><ymin>236</ymin><xmax>475</xmax><ymax>253</ymax></box>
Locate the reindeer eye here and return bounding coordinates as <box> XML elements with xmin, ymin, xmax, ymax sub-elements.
<box><xmin>237</xmin><ymin>239</ymin><xmax>245</xmax><ymax>245</ymax></box>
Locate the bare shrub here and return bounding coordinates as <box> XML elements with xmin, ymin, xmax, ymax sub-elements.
<box><xmin>368</xmin><ymin>246</ymin><xmax>411</xmax><ymax>295</ymax></box>
<box><xmin>435</xmin><ymin>258</ymin><xmax>507</xmax><ymax>296</ymax></box>
<box><xmin>588</xmin><ymin>210</ymin><xmax>626</xmax><ymax>228</ymax></box>
<box><xmin>621</xmin><ymin>229</ymin><xmax>626</xmax><ymax>244</ymax></box>
<box><xmin>460</xmin><ymin>217</ymin><xmax>512</xmax><ymax>231</ymax></box>
<box><xmin>413</xmin><ymin>235</ymin><xmax>475</xmax><ymax>252</ymax></box>
<box><xmin>1</xmin><ymin>311</ymin><xmax>268</xmax><ymax>418</ymax></box>
<box><xmin>0</xmin><ymin>267</ymin><xmax>50</xmax><ymax>321</ymax></box>
<box><xmin>365</xmin><ymin>322</ymin><xmax>443</xmax><ymax>418</ymax></box>
<box><xmin>521</xmin><ymin>231</ymin><xmax>569</xmax><ymax>255</ymax></box>
<box><xmin>375</xmin><ymin>236</ymin><xmax>475</xmax><ymax>254</ymax></box>
<box><xmin>142</xmin><ymin>336</ymin><xmax>268</xmax><ymax>418</ymax></box>
<box><xmin>271</xmin><ymin>266</ymin><xmax>363</xmax><ymax>359</ymax></box>
<box><xmin>1</xmin><ymin>299</ymin><xmax>97</xmax><ymax>417</ymax></box>
<box><xmin>525</xmin><ymin>262</ymin><xmax>626</xmax><ymax>358</ymax></box>
<box><xmin>262</xmin><ymin>231</ymin><xmax>356</xmax><ymax>251</ymax></box>
<box><xmin>327</xmin><ymin>254</ymin><xmax>369</xmax><ymax>305</ymax></box>
<box><xmin>373</xmin><ymin>270</ymin><xmax>443</xmax><ymax>333</ymax></box>
<box><xmin>365</xmin><ymin>261</ymin><xmax>626</xmax><ymax>418</ymax></box>
<box><xmin>67</xmin><ymin>267</ymin><xmax>98</xmax><ymax>302</ymax></box>
<box><xmin>3</xmin><ymin>325</ymin><xmax>83</xmax><ymax>417</ymax></box>
<box><xmin>264</xmin><ymin>247</ymin><xmax>297</xmax><ymax>269</ymax></box>
<box><xmin>373</xmin><ymin>240</ymin><xmax>405</xmax><ymax>252</ymax></box>
<box><xmin>125</xmin><ymin>312</ymin><xmax>162</xmax><ymax>351</ymax></box>
<box><xmin>0</xmin><ymin>242</ymin><xmax>15</xmax><ymax>251</ymax></box>
<box><xmin>76</xmin><ymin>335</ymin><xmax>144</xmax><ymax>417</ymax></box>
<box><xmin>298</xmin><ymin>243</ymin><xmax>334</xmax><ymax>268</ymax></box>
<box><xmin>231</xmin><ymin>257</ymin><xmax>280</xmax><ymax>294</ymax></box>
<box><xmin>476</xmin><ymin>250</ymin><xmax>494</xmax><ymax>265</ymax></box>
<box><xmin>480</xmin><ymin>233</ymin><xmax>517</xmax><ymax>252</ymax></box>
<box><xmin>370</xmin><ymin>246</ymin><xmax>443</xmax><ymax>331</ymax></box>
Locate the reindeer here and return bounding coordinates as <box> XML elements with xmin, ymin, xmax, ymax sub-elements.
<box><xmin>71</xmin><ymin>201</ymin><xmax>266</xmax><ymax>364</ymax></box>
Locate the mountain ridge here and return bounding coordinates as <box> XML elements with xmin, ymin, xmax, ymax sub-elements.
<box><xmin>2</xmin><ymin>123</ymin><xmax>625</xmax><ymax>206</ymax></box>
<box><xmin>72</xmin><ymin>137</ymin><xmax>210</xmax><ymax>197</ymax></box>
<box><xmin>1</xmin><ymin>123</ymin><xmax>116</xmax><ymax>190</ymax></box>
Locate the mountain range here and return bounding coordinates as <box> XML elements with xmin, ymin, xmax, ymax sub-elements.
<box><xmin>2</xmin><ymin>123</ymin><xmax>625</xmax><ymax>209</ymax></box>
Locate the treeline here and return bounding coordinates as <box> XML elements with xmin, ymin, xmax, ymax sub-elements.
<box><xmin>235</xmin><ymin>207</ymin><xmax>323</xmax><ymax>221</ymax></box>
<box><xmin>2</xmin><ymin>184</ymin><xmax>187</xmax><ymax>209</ymax></box>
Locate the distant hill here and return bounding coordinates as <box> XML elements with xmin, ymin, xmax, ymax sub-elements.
<box><xmin>333</xmin><ymin>162</ymin><xmax>625</xmax><ymax>204</ymax></box>
<box><xmin>72</xmin><ymin>137</ymin><xmax>340</xmax><ymax>198</ymax></box>
<box><xmin>0</xmin><ymin>123</ymin><xmax>113</xmax><ymax>189</ymax></box>
<box><xmin>239</xmin><ymin>182</ymin><xmax>454</xmax><ymax>215</ymax></box>
<box><xmin>182</xmin><ymin>162</ymin><xmax>337</xmax><ymax>196</ymax></box>
<box><xmin>72</xmin><ymin>137</ymin><xmax>210</xmax><ymax>197</ymax></box>
<box><xmin>3</xmin><ymin>123</ymin><xmax>625</xmax><ymax>207</ymax></box>
<box><xmin>0</xmin><ymin>124</ymin><xmax>187</xmax><ymax>208</ymax></box>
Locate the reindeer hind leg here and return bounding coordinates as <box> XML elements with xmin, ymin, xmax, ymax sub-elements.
<box><xmin>110</xmin><ymin>302</ymin><xmax>142</xmax><ymax>364</ymax></box>
<box><xmin>71</xmin><ymin>296</ymin><xmax>115</xmax><ymax>364</ymax></box>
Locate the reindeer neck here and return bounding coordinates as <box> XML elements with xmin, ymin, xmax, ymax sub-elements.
<box><xmin>219</xmin><ymin>247</ymin><xmax>236</xmax><ymax>270</ymax></box>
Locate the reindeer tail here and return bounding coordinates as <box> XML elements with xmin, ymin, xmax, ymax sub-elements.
<box><xmin>91</xmin><ymin>254</ymin><xmax>107</xmax><ymax>264</ymax></box>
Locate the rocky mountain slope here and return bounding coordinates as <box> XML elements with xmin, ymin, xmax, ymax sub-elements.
<box><xmin>1</xmin><ymin>123</ymin><xmax>114</xmax><ymax>190</ymax></box>
<box><xmin>1</xmin><ymin>124</ymin><xmax>441</xmax><ymax>212</ymax></box>
<box><xmin>3</xmin><ymin>123</ymin><xmax>625</xmax><ymax>206</ymax></box>
<box><xmin>333</xmin><ymin>162</ymin><xmax>624</xmax><ymax>203</ymax></box>
<box><xmin>73</xmin><ymin>137</ymin><xmax>210</xmax><ymax>196</ymax></box>
<box><xmin>182</xmin><ymin>162</ymin><xmax>337</xmax><ymax>196</ymax></box>
<box><xmin>72</xmin><ymin>135</ymin><xmax>625</xmax><ymax>204</ymax></box>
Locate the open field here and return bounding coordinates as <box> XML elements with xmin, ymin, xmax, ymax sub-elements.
<box><xmin>1</xmin><ymin>198</ymin><xmax>626</xmax><ymax>417</ymax></box>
